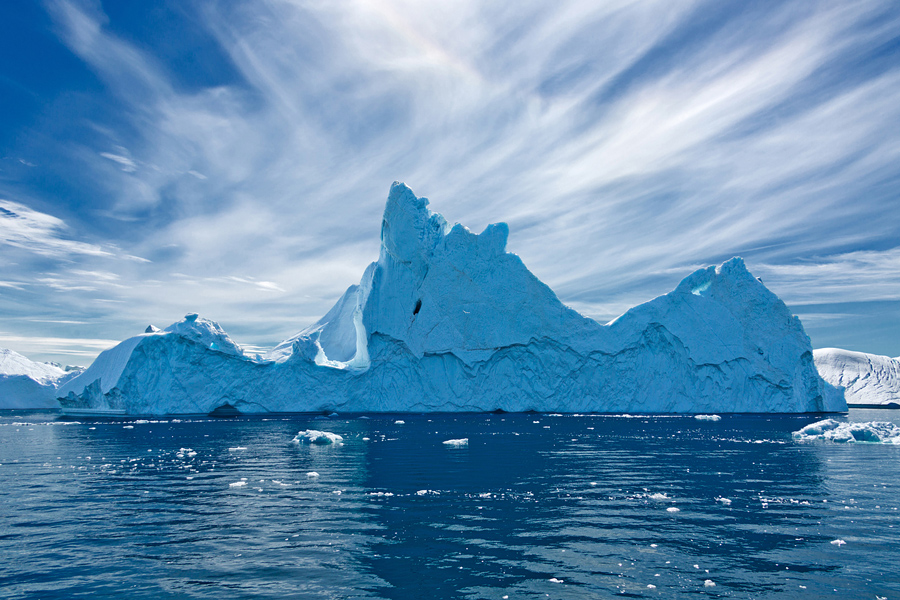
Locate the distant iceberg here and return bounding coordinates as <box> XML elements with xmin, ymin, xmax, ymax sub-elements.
<box><xmin>0</xmin><ymin>348</ymin><xmax>81</xmax><ymax>409</ymax></box>
<box><xmin>57</xmin><ymin>182</ymin><xmax>845</xmax><ymax>415</ymax></box>
<box><xmin>814</xmin><ymin>348</ymin><xmax>900</xmax><ymax>408</ymax></box>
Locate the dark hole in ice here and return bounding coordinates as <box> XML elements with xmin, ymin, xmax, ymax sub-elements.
<box><xmin>413</xmin><ymin>299</ymin><xmax>422</xmax><ymax>315</ymax></box>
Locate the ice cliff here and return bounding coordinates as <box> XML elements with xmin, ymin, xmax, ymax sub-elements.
<box><xmin>0</xmin><ymin>348</ymin><xmax>79</xmax><ymax>409</ymax></box>
<box><xmin>57</xmin><ymin>182</ymin><xmax>845</xmax><ymax>415</ymax></box>
<box><xmin>814</xmin><ymin>348</ymin><xmax>900</xmax><ymax>407</ymax></box>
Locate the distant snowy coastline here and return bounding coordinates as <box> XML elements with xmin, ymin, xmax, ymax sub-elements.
<box><xmin>48</xmin><ymin>183</ymin><xmax>844</xmax><ymax>416</ymax></box>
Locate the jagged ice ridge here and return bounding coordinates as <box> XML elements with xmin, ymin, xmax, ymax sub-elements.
<box><xmin>57</xmin><ymin>183</ymin><xmax>845</xmax><ymax>415</ymax></box>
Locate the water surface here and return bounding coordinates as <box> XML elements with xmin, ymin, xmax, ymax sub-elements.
<box><xmin>1</xmin><ymin>410</ymin><xmax>898</xmax><ymax>599</ymax></box>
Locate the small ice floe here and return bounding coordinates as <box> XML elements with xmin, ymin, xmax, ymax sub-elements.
<box><xmin>792</xmin><ymin>419</ymin><xmax>900</xmax><ymax>444</ymax></box>
<box><xmin>830</xmin><ymin>539</ymin><xmax>846</xmax><ymax>546</ymax></box>
<box><xmin>647</xmin><ymin>584</ymin><xmax>657</xmax><ymax>589</ymax></box>
<box><xmin>175</xmin><ymin>448</ymin><xmax>197</xmax><ymax>458</ymax></box>
<box><xmin>292</xmin><ymin>430</ymin><xmax>343</xmax><ymax>445</ymax></box>
<box><xmin>548</xmin><ymin>578</ymin><xmax>563</xmax><ymax>583</ymax></box>
<box><xmin>667</xmin><ymin>507</ymin><xmax>680</xmax><ymax>513</ymax></box>
<box><xmin>394</xmin><ymin>420</ymin><xmax>405</xmax><ymax>425</ymax></box>
<box><xmin>704</xmin><ymin>580</ymin><xmax>716</xmax><ymax>587</ymax></box>
<box><xmin>328</xmin><ymin>412</ymin><xmax>339</xmax><ymax>417</ymax></box>
<box><xmin>716</xmin><ymin>497</ymin><xmax>732</xmax><ymax>506</ymax></box>
<box><xmin>123</xmin><ymin>425</ymin><xmax>134</xmax><ymax>429</ymax></box>
<box><xmin>229</xmin><ymin>479</ymin><xmax>247</xmax><ymax>488</ymax></box>
<box><xmin>695</xmin><ymin>414</ymin><xmax>722</xmax><ymax>422</ymax></box>
<box><xmin>443</xmin><ymin>438</ymin><xmax>468</xmax><ymax>447</ymax></box>
<box><xmin>416</xmin><ymin>489</ymin><xmax>439</xmax><ymax>496</ymax></box>
<box><xmin>306</xmin><ymin>472</ymin><xmax>320</xmax><ymax>478</ymax></box>
<box><xmin>228</xmin><ymin>447</ymin><xmax>247</xmax><ymax>451</ymax></box>
<box><xmin>649</xmin><ymin>493</ymin><xmax>669</xmax><ymax>501</ymax></box>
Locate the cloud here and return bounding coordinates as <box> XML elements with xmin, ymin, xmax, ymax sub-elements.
<box><xmin>0</xmin><ymin>199</ymin><xmax>112</xmax><ymax>259</ymax></box>
<box><xmin>2</xmin><ymin>0</ymin><xmax>897</xmax><ymax>363</ymax></box>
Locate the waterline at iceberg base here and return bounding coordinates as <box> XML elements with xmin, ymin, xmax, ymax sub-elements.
<box><xmin>58</xmin><ymin>183</ymin><xmax>846</xmax><ymax>415</ymax></box>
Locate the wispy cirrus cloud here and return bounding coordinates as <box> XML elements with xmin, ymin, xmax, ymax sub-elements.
<box><xmin>0</xmin><ymin>0</ymin><xmax>898</xmax><ymax>363</ymax></box>
<box><xmin>0</xmin><ymin>199</ymin><xmax>111</xmax><ymax>259</ymax></box>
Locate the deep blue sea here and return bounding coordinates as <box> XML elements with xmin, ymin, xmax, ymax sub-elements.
<box><xmin>1</xmin><ymin>410</ymin><xmax>898</xmax><ymax>599</ymax></box>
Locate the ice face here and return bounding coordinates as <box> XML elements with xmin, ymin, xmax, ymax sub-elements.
<box><xmin>56</xmin><ymin>183</ymin><xmax>843</xmax><ymax>415</ymax></box>
<box><xmin>814</xmin><ymin>348</ymin><xmax>900</xmax><ymax>407</ymax></box>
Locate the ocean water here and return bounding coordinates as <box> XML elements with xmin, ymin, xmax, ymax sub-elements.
<box><xmin>1</xmin><ymin>410</ymin><xmax>898</xmax><ymax>599</ymax></box>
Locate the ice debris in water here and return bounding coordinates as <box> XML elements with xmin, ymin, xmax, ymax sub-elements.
<box><xmin>293</xmin><ymin>430</ymin><xmax>344</xmax><ymax>444</ymax></box>
<box><xmin>667</xmin><ymin>506</ymin><xmax>680</xmax><ymax>513</ymax></box>
<box><xmin>442</xmin><ymin>438</ymin><xmax>468</xmax><ymax>446</ymax></box>
<box><xmin>394</xmin><ymin>420</ymin><xmax>405</xmax><ymax>425</ymax></box>
<box><xmin>716</xmin><ymin>497</ymin><xmax>732</xmax><ymax>506</ymax></box>
<box><xmin>229</xmin><ymin>479</ymin><xmax>247</xmax><ymax>488</ymax></box>
<box><xmin>704</xmin><ymin>580</ymin><xmax>716</xmax><ymax>587</ymax></box>
<box><xmin>695</xmin><ymin>414</ymin><xmax>722</xmax><ymax>421</ymax></box>
<box><xmin>306</xmin><ymin>472</ymin><xmax>320</xmax><ymax>478</ymax></box>
<box><xmin>649</xmin><ymin>493</ymin><xmax>669</xmax><ymax>500</ymax></box>
<box><xmin>831</xmin><ymin>539</ymin><xmax>846</xmax><ymax>546</ymax></box>
<box><xmin>792</xmin><ymin>419</ymin><xmax>900</xmax><ymax>444</ymax></box>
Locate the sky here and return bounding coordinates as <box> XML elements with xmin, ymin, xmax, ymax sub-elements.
<box><xmin>1</xmin><ymin>0</ymin><xmax>899</xmax><ymax>366</ymax></box>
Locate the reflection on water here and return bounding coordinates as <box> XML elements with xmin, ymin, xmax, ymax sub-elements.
<box><xmin>0</xmin><ymin>411</ymin><xmax>898</xmax><ymax>599</ymax></box>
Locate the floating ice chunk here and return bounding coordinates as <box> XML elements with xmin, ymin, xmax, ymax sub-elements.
<box><xmin>416</xmin><ymin>489</ymin><xmax>439</xmax><ymax>496</ymax></box>
<box><xmin>123</xmin><ymin>425</ymin><xmax>134</xmax><ymax>429</ymax></box>
<box><xmin>443</xmin><ymin>438</ymin><xmax>469</xmax><ymax>446</ymax></box>
<box><xmin>704</xmin><ymin>580</ymin><xmax>716</xmax><ymax>587</ymax></box>
<box><xmin>695</xmin><ymin>414</ymin><xmax>721</xmax><ymax>421</ymax></box>
<box><xmin>667</xmin><ymin>507</ymin><xmax>680</xmax><ymax>513</ymax></box>
<box><xmin>229</xmin><ymin>480</ymin><xmax>247</xmax><ymax>488</ymax></box>
<box><xmin>716</xmin><ymin>497</ymin><xmax>732</xmax><ymax>506</ymax></box>
<box><xmin>649</xmin><ymin>493</ymin><xmax>669</xmax><ymax>501</ymax></box>
<box><xmin>394</xmin><ymin>420</ymin><xmax>405</xmax><ymax>425</ymax></box>
<box><xmin>793</xmin><ymin>419</ymin><xmax>900</xmax><ymax>444</ymax></box>
<box><xmin>830</xmin><ymin>539</ymin><xmax>846</xmax><ymax>546</ymax></box>
<box><xmin>228</xmin><ymin>447</ymin><xmax>247</xmax><ymax>451</ymax></box>
<box><xmin>548</xmin><ymin>578</ymin><xmax>563</xmax><ymax>583</ymax></box>
<box><xmin>293</xmin><ymin>430</ymin><xmax>344</xmax><ymax>444</ymax></box>
<box><xmin>647</xmin><ymin>584</ymin><xmax>656</xmax><ymax>589</ymax></box>
<box><xmin>306</xmin><ymin>472</ymin><xmax>320</xmax><ymax>478</ymax></box>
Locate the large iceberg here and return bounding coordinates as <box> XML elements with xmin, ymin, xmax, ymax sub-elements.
<box><xmin>58</xmin><ymin>183</ymin><xmax>845</xmax><ymax>415</ymax></box>
<box><xmin>814</xmin><ymin>348</ymin><xmax>900</xmax><ymax>408</ymax></box>
<box><xmin>0</xmin><ymin>348</ymin><xmax>79</xmax><ymax>409</ymax></box>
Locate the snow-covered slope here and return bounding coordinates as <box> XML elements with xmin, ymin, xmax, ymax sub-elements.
<box><xmin>0</xmin><ymin>348</ymin><xmax>69</xmax><ymax>409</ymax></box>
<box><xmin>58</xmin><ymin>182</ymin><xmax>844</xmax><ymax>415</ymax></box>
<box><xmin>814</xmin><ymin>348</ymin><xmax>900</xmax><ymax>407</ymax></box>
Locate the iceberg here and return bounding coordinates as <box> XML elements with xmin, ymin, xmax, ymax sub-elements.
<box><xmin>814</xmin><ymin>348</ymin><xmax>900</xmax><ymax>408</ymax></box>
<box><xmin>57</xmin><ymin>182</ymin><xmax>845</xmax><ymax>415</ymax></box>
<box><xmin>0</xmin><ymin>348</ymin><xmax>81</xmax><ymax>409</ymax></box>
<box><xmin>293</xmin><ymin>430</ymin><xmax>344</xmax><ymax>445</ymax></box>
<box><xmin>792</xmin><ymin>419</ymin><xmax>900</xmax><ymax>444</ymax></box>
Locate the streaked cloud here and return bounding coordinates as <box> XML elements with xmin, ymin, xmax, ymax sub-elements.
<box><xmin>0</xmin><ymin>0</ymin><xmax>898</xmax><ymax>363</ymax></box>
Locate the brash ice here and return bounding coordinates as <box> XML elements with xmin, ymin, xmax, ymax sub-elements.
<box><xmin>58</xmin><ymin>183</ymin><xmax>846</xmax><ymax>415</ymax></box>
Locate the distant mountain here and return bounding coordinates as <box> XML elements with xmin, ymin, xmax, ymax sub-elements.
<box><xmin>814</xmin><ymin>348</ymin><xmax>900</xmax><ymax>408</ymax></box>
<box><xmin>57</xmin><ymin>183</ymin><xmax>844</xmax><ymax>415</ymax></box>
